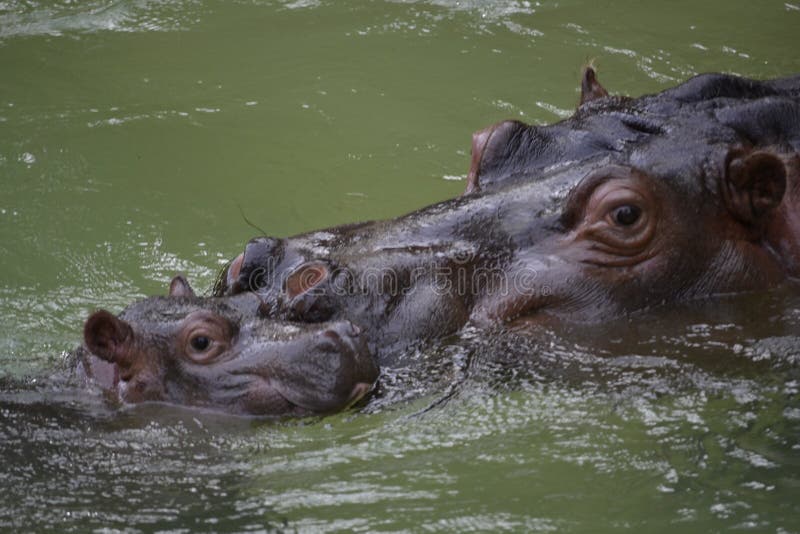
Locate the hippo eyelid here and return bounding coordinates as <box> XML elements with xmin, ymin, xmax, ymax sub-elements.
<box><xmin>560</xmin><ymin>165</ymin><xmax>633</xmax><ymax>228</ymax></box>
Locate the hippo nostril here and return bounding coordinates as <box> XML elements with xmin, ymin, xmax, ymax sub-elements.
<box><xmin>325</xmin><ymin>321</ymin><xmax>362</xmax><ymax>341</ymax></box>
<box><xmin>339</xmin><ymin>321</ymin><xmax>361</xmax><ymax>337</ymax></box>
<box><xmin>322</xmin><ymin>329</ymin><xmax>342</xmax><ymax>343</ymax></box>
<box><xmin>349</xmin><ymin>322</ymin><xmax>361</xmax><ymax>336</ymax></box>
<box><xmin>319</xmin><ymin>324</ymin><xmax>361</xmax><ymax>356</ymax></box>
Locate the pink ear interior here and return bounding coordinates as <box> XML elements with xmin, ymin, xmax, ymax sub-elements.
<box><xmin>169</xmin><ymin>275</ymin><xmax>196</xmax><ymax>298</ymax></box>
<box><xmin>83</xmin><ymin>310</ymin><xmax>132</xmax><ymax>364</ymax></box>
<box><xmin>285</xmin><ymin>262</ymin><xmax>329</xmax><ymax>299</ymax></box>
<box><xmin>464</xmin><ymin>125</ymin><xmax>496</xmax><ymax>195</ymax></box>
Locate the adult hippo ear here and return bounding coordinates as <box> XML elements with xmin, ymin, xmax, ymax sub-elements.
<box><xmin>83</xmin><ymin>310</ymin><xmax>134</xmax><ymax>365</ymax></box>
<box><xmin>169</xmin><ymin>274</ymin><xmax>196</xmax><ymax>298</ymax></box>
<box><xmin>463</xmin><ymin>66</ymin><xmax>613</xmax><ymax>195</ymax></box>
<box><xmin>579</xmin><ymin>65</ymin><xmax>609</xmax><ymax>106</ymax></box>
<box><xmin>721</xmin><ymin>149</ymin><xmax>787</xmax><ymax>226</ymax></box>
<box><xmin>464</xmin><ymin>120</ymin><xmax>531</xmax><ymax>194</ymax></box>
<box><xmin>282</xmin><ymin>261</ymin><xmax>336</xmax><ymax>322</ymax></box>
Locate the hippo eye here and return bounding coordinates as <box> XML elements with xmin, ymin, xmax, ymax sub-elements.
<box><xmin>181</xmin><ymin>312</ymin><xmax>233</xmax><ymax>364</ymax></box>
<box><xmin>612</xmin><ymin>205</ymin><xmax>641</xmax><ymax>226</ymax></box>
<box><xmin>189</xmin><ymin>335</ymin><xmax>211</xmax><ymax>352</ymax></box>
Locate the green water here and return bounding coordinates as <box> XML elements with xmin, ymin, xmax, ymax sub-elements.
<box><xmin>1</xmin><ymin>0</ymin><xmax>799</xmax><ymax>531</ymax></box>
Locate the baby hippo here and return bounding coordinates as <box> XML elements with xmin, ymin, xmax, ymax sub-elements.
<box><xmin>78</xmin><ymin>276</ymin><xmax>378</xmax><ymax>416</ymax></box>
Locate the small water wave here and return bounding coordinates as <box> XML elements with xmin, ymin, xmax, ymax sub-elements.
<box><xmin>389</xmin><ymin>0</ymin><xmax>538</xmax><ymax>20</ymax></box>
<box><xmin>0</xmin><ymin>0</ymin><xmax>201</xmax><ymax>39</ymax></box>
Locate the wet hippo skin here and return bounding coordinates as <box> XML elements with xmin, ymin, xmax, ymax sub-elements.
<box><xmin>219</xmin><ymin>68</ymin><xmax>800</xmax><ymax>364</ymax></box>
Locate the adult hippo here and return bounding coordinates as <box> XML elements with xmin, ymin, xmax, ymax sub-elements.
<box><xmin>77</xmin><ymin>276</ymin><xmax>378</xmax><ymax>416</ymax></box>
<box><xmin>217</xmin><ymin>69</ymin><xmax>800</xmax><ymax>363</ymax></box>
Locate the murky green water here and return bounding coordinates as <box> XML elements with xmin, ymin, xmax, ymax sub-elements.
<box><xmin>1</xmin><ymin>1</ymin><xmax>799</xmax><ymax>531</ymax></box>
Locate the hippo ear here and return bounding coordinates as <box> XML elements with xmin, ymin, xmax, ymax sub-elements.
<box><xmin>464</xmin><ymin>120</ymin><xmax>527</xmax><ymax>195</ymax></box>
<box><xmin>285</xmin><ymin>262</ymin><xmax>329</xmax><ymax>299</ymax></box>
<box><xmin>84</xmin><ymin>310</ymin><xmax>133</xmax><ymax>364</ymax></box>
<box><xmin>722</xmin><ymin>149</ymin><xmax>787</xmax><ymax>225</ymax></box>
<box><xmin>579</xmin><ymin>66</ymin><xmax>609</xmax><ymax>106</ymax></box>
<box><xmin>169</xmin><ymin>275</ymin><xmax>196</xmax><ymax>298</ymax></box>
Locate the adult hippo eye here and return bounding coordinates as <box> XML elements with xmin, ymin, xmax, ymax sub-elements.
<box><xmin>612</xmin><ymin>205</ymin><xmax>642</xmax><ymax>226</ymax></box>
<box><xmin>189</xmin><ymin>335</ymin><xmax>211</xmax><ymax>352</ymax></box>
<box><xmin>571</xmin><ymin>168</ymin><xmax>659</xmax><ymax>267</ymax></box>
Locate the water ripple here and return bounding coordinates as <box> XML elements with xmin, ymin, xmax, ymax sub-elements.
<box><xmin>0</xmin><ymin>0</ymin><xmax>201</xmax><ymax>39</ymax></box>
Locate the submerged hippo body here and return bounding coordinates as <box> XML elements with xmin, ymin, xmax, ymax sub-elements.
<box><xmin>78</xmin><ymin>277</ymin><xmax>378</xmax><ymax>416</ymax></box>
<box><xmin>219</xmin><ymin>70</ymin><xmax>800</xmax><ymax>362</ymax></box>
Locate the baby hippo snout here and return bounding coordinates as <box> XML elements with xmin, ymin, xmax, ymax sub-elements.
<box><xmin>269</xmin><ymin>319</ymin><xmax>377</xmax><ymax>414</ymax></box>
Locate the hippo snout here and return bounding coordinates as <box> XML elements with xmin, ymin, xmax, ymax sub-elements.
<box><xmin>265</xmin><ymin>319</ymin><xmax>378</xmax><ymax>414</ymax></box>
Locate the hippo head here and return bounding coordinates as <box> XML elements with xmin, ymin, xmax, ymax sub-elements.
<box><xmin>215</xmin><ymin>70</ymin><xmax>800</xmax><ymax>339</ymax></box>
<box><xmin>80</xmin><ymin>276</ymin><xmax>378</xmax><ymax>416</ymax></box>
<box><xmin>471</xmin><ymin>149</ymin><xmax>797</xmax><ymax>323</ymax></box>
<box><xmin>459</xmin><ymin>71</ymin><xmax>800</xmax><ymax>322</ymax></box>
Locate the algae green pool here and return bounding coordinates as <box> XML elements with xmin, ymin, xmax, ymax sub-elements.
<box><xmin>1</xmin><ymin>1</ymin><xmax>799</xmax><ymax>531</ymax></box>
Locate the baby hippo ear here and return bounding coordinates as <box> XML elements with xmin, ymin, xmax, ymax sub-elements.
<box><xmin>169</xmin><ymin>275</ymin><xmax>196</xmax><ymax>298</ymax></box>
<box><xmin>722</xmin><ymin>149</ymin><xmax>787</xmax><ymax>225</ymax></box>
<box><xmin>84</xmin><ymin>310</ymin><xmax>133</xmax><ymax>364</ymax></box>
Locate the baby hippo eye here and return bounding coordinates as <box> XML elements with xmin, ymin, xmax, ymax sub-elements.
<box><xmin>180</xmin><ymin>311</ymin><xmax>233</xmax><ymax>364</ymax></box>
<box><xmin>612</xmin><ymin>205</ymin><xmax>642</xmax><ymax>226</ymax></box>
<box><xmin>190</xmin><ymin>335</ymin><xmax>211</xmax><ymax>352</ymax></box>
